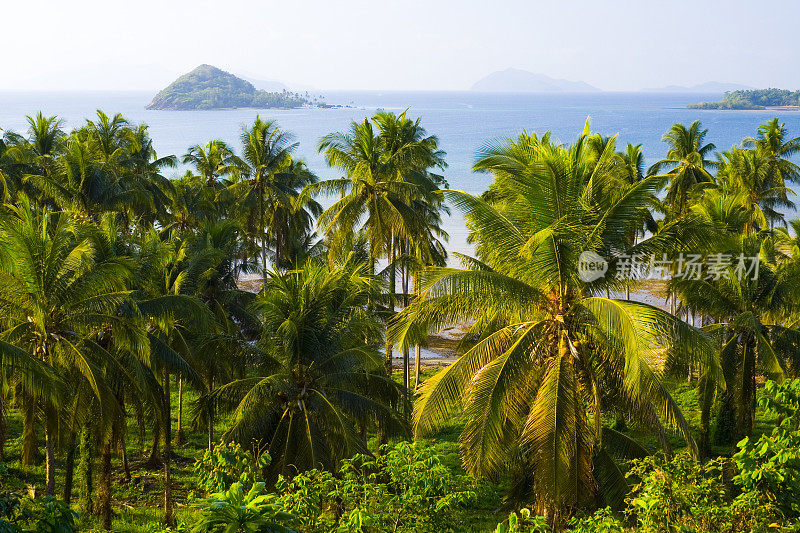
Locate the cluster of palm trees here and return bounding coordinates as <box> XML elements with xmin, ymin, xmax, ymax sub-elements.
<box><xmin>0</xmin><ymin>110</ymin><xmax>448</xmax><ymax>529</ymax></box>
<box><xmin>391</xmin><ymin>118</ymin><xmax>800</xmax><ymax>524</ymax></box>
<box><xmin>2</xmin><ymin>108</ymin><xmax>800</xmax><ymax>528</ymax></box>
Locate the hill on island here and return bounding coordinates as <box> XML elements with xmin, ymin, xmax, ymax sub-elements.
<box><xmin>470</xmin><ymin>68</ymin><xmax>599</xmax><ymax>92</ymax></box>
<box><xmin>689</xmin><ymin>88</ymin><xmax>800</xmax><ymax>110</ymax></box>
<box><xmin>146</xmin><ymin>64</ymin><xmax>318</xmax><ymax>110</ymax></box>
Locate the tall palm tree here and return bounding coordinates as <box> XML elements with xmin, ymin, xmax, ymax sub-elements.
<box><xmin>743</xmin><ymin>118</ymin><xmax>800</xmax><ymax>227</ymax></box>
<box><xmin>0</xmin><ymin>197</ymin><xmax>134</xmax><ymax>495</ymax></box>
<box><xmin>650</xmin><ymin>121</ymin><xmax>717</xmax><ymax>220</ymax></box>
<box><xmin>315</xmin><ymin>113</ymin><xmax>448</xmax><ymax>375</ymax></box>
<box><xmin>214</xmin><ymin>261</ymin><xmax>406</xmax><ymax>480</ymax></box>
<box><xmin>391</xmin><ymin>126</ymin><xmax>708</xmax><ymax>523</ymax></box>
<box><xmin>238</xmin><ymin>117</ymin><xmax>294</xmax><ymax>274</ymax></box>
<box><xmin>676</xmin><ymin>199</ymin><xmax>800</xmax><ymax>447</ymax></box>
<box><xmin>715</xmin><ymin>146</ymin><xmax>789</xmax><ymax>231</ymax></box>
<box><xmin>183</xmin><ymin>140</ymin><xmax>241</xmax><ymax>187</ymax></box>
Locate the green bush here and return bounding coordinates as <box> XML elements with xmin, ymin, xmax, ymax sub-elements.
<box><xmin>275</xmin><ymin>441</ymin><xmax>483</xmax><ymax>532</ymax></box>
<box><xmin>732</xmin><ymin>378</ymin><xmax>800</xmax><ymax>521</ymax></box>
<box><xmin>0</xmin><ymin>493</ymin><xmax>77</xmax><ymax>533</ymax></box>
<box><xmin>193</xmin><ymin>442</ymin><xmax>270</xmax><ymax>495</ymax></box>
<box><xmin>192</xmin><ymin>482</ymin><xmax>294</xmax><ymax>533</ymax></box>
<box><xmin>493</xmin><ymin>509</ymin><xmax>550</xmax><ymax>533</ymax></box>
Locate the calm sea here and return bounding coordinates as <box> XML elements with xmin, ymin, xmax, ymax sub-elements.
<box><xmin>2</xmin><ymin>90</ymin><xmax>800</xmax><ymax>256</ymax></box>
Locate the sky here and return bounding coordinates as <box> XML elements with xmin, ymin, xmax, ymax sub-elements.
<box><xmin>3</xmin><ymin>0</ymin><xmax>800</xmax><ymax>92</ymax></box>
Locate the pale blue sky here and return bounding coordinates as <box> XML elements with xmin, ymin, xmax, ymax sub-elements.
<box><xmin>4</xmin><ymin>0</ymin><xmax>799</xmax><ymax>91</ymax></box>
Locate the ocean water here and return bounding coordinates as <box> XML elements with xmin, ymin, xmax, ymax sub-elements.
<box><xmin>2</xmin><ymin>90</ymin><xmax>800</xmax><ymax>256</ymax></box>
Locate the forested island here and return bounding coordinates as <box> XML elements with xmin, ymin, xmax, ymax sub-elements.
<box><xmin>690</xmin><ymin>88</ymin><xmax>800</xmax><ymax>109</ymax></box>
<box><xmin>146</xmin><ymin>64</ymin><xmax>331</xmax><ymax>110</ymax></box>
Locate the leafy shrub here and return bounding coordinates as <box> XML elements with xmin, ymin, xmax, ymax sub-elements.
<box><xmin>192</xmin><ymin>482</ymin><xmax>294</xmax><ymax>533</ymax></box>
<box><xmin>493</xmin><ymin>509</ymin><xmax>550</xmax><ymax>532</ymax></box>
<box><xmin>566</xmin><ymin>508</ymin><xmax>624</xmax><ymax>532</ymax></box>
<box><xmin>626</xmin><ymin>453</ymin><xmax>732</xmax><ymax>532</ymax></box>
<box><xmin>0</xmin><ymin>494</ymin><xmax>77</xmax><ymax>533</ymax></box>
<box><xmin>275</xmin><ymin>441</ymin><xmax>483</xmax><ymax>532</ymax></box>
<box><xmin>194</xmin><ymin>442</ymin><xmax>270</xmax><ymax>494</ymax></box>
<box><xmin>622</xmin><ymin>380</ymin><xmax>800</xmax><ymax>533</ymax></box>
<box><xmin>732</xmin><ymin>378</ymin><xmax>800</xmax><ymax>521</ymax></box>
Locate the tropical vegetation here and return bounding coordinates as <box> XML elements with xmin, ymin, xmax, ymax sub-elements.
<box><xmin>1</xmin><ymin>109</ymin><xmax>800</xmax><ymax>531</ymax></box>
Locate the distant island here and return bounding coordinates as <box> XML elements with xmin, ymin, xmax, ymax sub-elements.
<box><xmin>146</xmin><ymin>64</ymin><xmax>334</xmax><ymax>110</ymax></box>
<box><xmin>689</xmin><ymin>88</ymin><xmax>800</xmax><ymax>110</ymax></box>
<box><xmin>643</xmin><ymin>81</ymin><xmax>755</xmax><ymax>93</ymax></box>
<box><xmin>470</xmin><ymin>68</ymin><xmax>599</xmax><ymax>93</ymax></box>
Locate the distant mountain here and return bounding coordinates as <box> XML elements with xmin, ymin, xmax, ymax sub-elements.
<box><xmin>146</xmin><ymin>64</ymin><xmax>317</xmax><ymax>110</ymax></box>
<box><xmin>470</xmin><ymin>68</ymin><xmax>600</xmax><ymax>93</ymax></box>
<box><xmin>643</xmin><ymin>82</ymin><xmax>756</xmax><ymax>93</ymax></box>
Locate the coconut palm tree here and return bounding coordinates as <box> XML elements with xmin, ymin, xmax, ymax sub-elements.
<box><xmin>743</xmin><ymin>118</ymin><xmax>800</xmax><ymax>227</ymax></box>
<box><xmin>675</xmin><ymin>197</ymin><xmax>800</xmax><ymax>447</ymax></box>
<box><xmin>390</xmin><ymin>125</ymin><xmax>709</xmax><ymax>523</ymax></box>
<box><xmin>214</xmin><ymin>261</ymin><xmax>406</xmax><ymax>480</ymax></box>
<box><xmin>234</xmin><ymin>117</ymin><xmax>300</xmax><ymax>276</ymax></box>
<box><xmin>0</xmin><ymin>197</ymin><xmax>134</xmax><ymax>495</ymax></box>
<box><xmin>183</xmin><ymin>140</ymin><xmax>242</xmax><ymax>187</ymax></box>
<box><xmin>650</xmin><ymin>121</ymin><xmax>717</xmax><ymax>220</ymax></box>
<box><xmin>715</xmin><ymin>146</ymin><xmax>789</xmax><ymax>231</ymax></box>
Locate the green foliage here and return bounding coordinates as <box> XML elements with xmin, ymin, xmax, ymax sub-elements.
<box><xmin>275</xmin><ymin>442</ymin><xmax>483</xmax><ymax>532</ymax></box>
<box><xmin>192</xmin><ymin>482</ymin><xmax>294</xmax><ymax>533</ymax></box>
<box><xmin>0</xmin><ymin>493</ymin><xmax>77</xmax><ymax>533</ymax></box>
<box><xmin>690</xmin><ymin>89</ymin><xmax>800</xmax><ymax>110</ymax></box>
<box><xmin>621</xmin><ymin>380</ymin><xmax>800</xmax><ymax>532</ymax></box>
<box><xmin>193</xmin><ymin>442</ymin><xmax>271</xmax><ymax>494</ymax></box>
<box><xmin>493</xmin><ymin>509</ymin><xmax>550</xmax><ymax>533</ymax></box>
<box><xmin>565</xmin><ymin>508</ymin><xmax>624</xmax><ymax>532</ymax></box>
<box><xmin>626</xmin><ymin>454</ymin><xmax>732</xmax><ymax>532</ymax></box>
<box><xmin>733</xmin><ymin>379</ymin><xmax>800</xmax><ymax>518</ymax></box>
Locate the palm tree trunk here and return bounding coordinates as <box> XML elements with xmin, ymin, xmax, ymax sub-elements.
<box><xmin>63</xmin><ymin>430</ymin><xmax>77</xmax><ymax>503</ymax></box>
<box><xmin>79</xmin><ymin>426</ymin><xmax>94</xmax><ymax>514</ymax></box>
<box><xmin>698</xmin><ymin>375</ymin><xmax>713</xmax><ymax>458</ymax></box>
<box><xmin>21</xmin><ymin>394</ymin><xmax>38</xmax><ymax>466</ymax></box>
<box><xmin>97</xmin><ymin>439</ymin><xmax>112</xmax><ymax>530</ymax></box>
<box><xmin>162</xmin><ymin>368</ymin><xmax>175</xmax><ymax>527</ymax></box>
<box><xmin>0</xmin><ymin>392</ymin><xmax>6</xmax><ymax>462</ymax></box>
<box><xmin>385</xmin><ymin>231</ymin><xmax>396</xmax><ymax>375</ymax></box>
<box><xmin>145</xmin><ymin>425</ymin><xmax>162</xmax><ymax>468</ymax></box>
<box><xmin>414</xmin><ymin>345</ymin><xmax>422</xmax><ymax>389</ymax></box>
<box><xmin>175</xmin><ymin>374</ymin><xmax>185</xmax><ymax>445</ymax></box>
<box><xmin>413</xmin><ymin>274</ymin><xmax>422</xmax><ymax>389</ymax></box>
<box><xmin>207</xmin><ymin>375</ymin><xmax>215</xmax><ymax>451</ymax></box>
<box><xmin>44</xmin><ymin>408</ymin><xmax>56</xmax><ymax>496</ymax></box>
<box><xmin>260</xmin><ymin>182</ymin><xmax>268</xmax><ymax>286</ymax></box>
<box><xmin>120</xmin><ymin>430</ymin><xmax>131</xmax><ymax>483</ymax></box>
<box><xmin>739</xmin><ymin>335</ymin><xmax>757</xmax><ymax>440</ymax></box>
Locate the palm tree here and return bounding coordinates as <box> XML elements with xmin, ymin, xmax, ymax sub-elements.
<box><xmin>235</xmin><ymin>117</ymin><xmax>299</xmax><ymax>277</ymax></box>
<box><xmin>676</xmin><ymin>199</ymin><xmax>800</xmax><ymax>447</ymax></box>
<box><xmin>183</xmin><ymin>140</ymin><xmax>241</xmax><ymax>187</ymax></box>
<box><xmin>315</xmin><ymin>113</ymin><xmax>448</xmax><ymax>375</ymax></box>
<box><xmin>715</xmin><ymin>146</ymin><xmax>789</xmax><ymax>231</ymax></box>
<box><xmin>214</xmin><ymin>261</ymin><xmax>406</xmax><ymax>480</ymax></box>
<box><xmin>0</xmin><ymin>197</ymin><xmax>134</xmax><ymax>496</ymax></box>
<box><xmin>650</xmin><ymin>121</ymin><xmax>717</xmax><ymax>220</ymax></box>
<box><xmin>390</xmin><ymin>126</ymin><xmax>708</xmax><ymax>523</ymax></box>
<box><xmin>743</xmin><ymin>118</ymin><xmax>800</xmax><ymax>227</ymax></box>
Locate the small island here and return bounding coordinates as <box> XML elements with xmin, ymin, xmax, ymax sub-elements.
<box><xmin>689</xmin><ymin>88</ymin><xmax>800</xmax><ymax>110</ymax></box>
<box><xmin>147</xmin><ymin>64</ymin><xmax>332</xmax><ymax>110</ymax></box>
